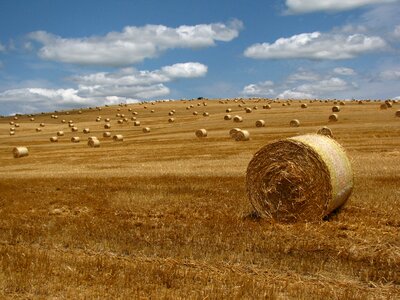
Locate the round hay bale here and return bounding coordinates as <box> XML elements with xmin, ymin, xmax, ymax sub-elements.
<box><xmin>245</xmin><ymin>107</ymin><xmax>252</xmax><ymax>113</ymax></box>
<box><xmin>104</xmin><ymin>123</ymin><xmax>111</xmax><ymax>129</ymax></box>
<box><xmin>10</xmin><ymin>127</ymin><xmax>15</xmax><ymax>131</ymax></box>
<box><xmin>385</xmin><ymin>101</ymin><xmax>393</xmax><ymax>108</ymax></box>
<box><xmin>235</xmin><ymin>129</ymin><xmax>250</xmax><ymax>141</ymax></box>
<box><xmin>192</xmin><ymin>111</ymin><xmax>198</xmax><ymax>115</ymax></box>
<box><xmin>40</xmin><ymin>123</ymin><xmax>45</xmax><ymax>127</ymax></box>
<box><xmin>317</xmin><ymin>126</ymin><xmax>333</xmax><ymax>138</ymax></box>
<box><xmin>301</xmin><ymin>103</ymin><xmax>308</xmax><ymax>109</ymax></box>
<box><xmin>103</xmin><ymin>131</ymin><xmax>111</xmax><ymax>137</ymax></box>
<box><xmin>9</xmin><ymin>131</ymin><xmax>15</xmax><ymax>136</ymax></box>
<box><xmin>61</xmin><ymin>119</ymin><xmax>66</xmax><ymax>123</ymax></box>
<box><xmin>132</xmin><ymin>111</ymin><xmax>138</xmax><ymax>115</ymax></box>
<box><xmin>168</xmin><ymin>118</ymin><xmax>175</xmax><ymax>123</ymax></box>
<box><xmin>246</xmin><ymin>134</ymin><xmax>353</xmax><ymax>222</ymax></box>
<box><xmin>255</xmin><ymin>120</ymin><xmax>265</xmax><ymax>127</ymax></box>
<box><xmin>263</xmin><ymin>104</ymin><xmax>271</xmax><ymax>109</ymax></box>
<box><xmin>83</xmin><ymin>128</ymin><xmax>90</xmax><ymax>134</ymax></box>
<box><xmin>226</xmin><ymin>108</ymin><xmax>232</xmax><ymax>113</ymax></box>
<box><xmin>332</xmin><ymin>106</ymin><xmax>340</xmax><ymax>112</ymax></box>
<box><xmin>395</xmin><ymin>110</ymin><xmax>400</xmax><ymax>117</ymax></box>
<box><xmin>14</xmin><ymin>124</ymin><xmax>20</xmax><ymax>128</ymax></box>
<box><xmin>78</xmin><ymin>110</ymin><xmax>82</xmax><ymax>114</ymax></box>
<box><xmin>71</xmin><ymin>137</ymin><xmax>80</xmax><ymax>143</ymax></box>
<box><xmin>36</xmin><ymin>128</ymin><xmax>42</xmax><ymax>132</ymax></box>
<box><xmin>169</xmin><ymin>111</ymin><xmax>174</xmax><ymax>116</ymax></box>
<box><xmin>30</xmin><ymin>118</ymin><xmax>35</xmax><ymax>121</ymax></box>
<box><xmin>71</xmin><ymin>126</ymin><xmax>78</xmax><ymax>132</ymax></box>
<box><xmin>88</xmin><ymin>138</ymin><xmax>100</xmax><ymax>147</ymax></box>
<box><xmin>142</xmin><ymin>127</ymin><xmax>151</xmax><ymax>133</ymax></box>
<box><xmin>203</xmin><ymin>112</ymin><xmax>209</xmax><ymax>117</ymax></box>
<box><xmin>105</xmin><ymin>118</ymin><xmax>110</xmax><ymax>122</ymax></box>
<box><xmin>289</xmin><ymin>119</ymin><xmax>300</xmax><ymax>127</ymax></box>
<box><xmin>68</xmin><ymin>123</ymin><xmax>75</xmax><ymax>128</ymax></box>
<box><xmin>50</xmin><ymin>136</ymin><xmax>58</xmax><ymax>142</ymax></box>
<box><xmin>151</xmin><ymin>109</ymin><xmax>155</xmax><ymax>113</ymax></box>
<box><xmin>340</xmin><ymin>101</ymin><xmax>345</xmax><ymax>106</ymax></box>
<box><xmin>113</xmin><ymin>134</ymin><xmax>123</xmax><ymax>141</ymax></box>
<box><xmin>13</xmin><ymin>116</ymin><xmax>18</xmax><ymax>120</ymax></box>
<box><xmin>117</xmin><ymin>119</ymin><xmax>123</xmax><ymax>124</ymax></box>
<box><xmin>224</xmin><ymin>114</ymin><xmax>232</xmax><ymax>120</ymax></box>
<box><xmin>233</xmin><ymin>115</ymin><xmax>243</xmax><ymax>123</ymax></box>
<box><xmin>329</xmin><ymin>114</ymin><xmax>339</xmax><ymax>122</ymax></box>
<box><xmin>57</xmin><ymin>131</ymin><xmax>64</xmax><ymax>136</ymax></box>
<box><xmin>96</xmin><ymin>118</ymin><xmax>101</xmax><ymax>122</ymax></box>
<box><xmin>134</xmin><ymin>121</ymin><xmax>141</xmax><ymax>126</ymax></box>
<box><xmin>229</xmin><ymin>128</ymin><xmax>241</xmax><ymax>137</ymax></box>
<box><xmin>13</xmin><ymin>146</ymin><xmax>29</xmax><ymax>158</ymax></box>
<box><xmin>195</xmin><ymin>129</ymin><xmax>207</xmax><ymax>138</ymax></box>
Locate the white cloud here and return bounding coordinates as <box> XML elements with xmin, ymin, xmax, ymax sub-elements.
<box><xmin>285</xmin><ymin>0</ymin><xmax>398</xmax><ymax>14</ymax></box>
<box><xmin>333</xmin><ymin>67</ymin><xmax>357</xmax><ymax>76</ymax></box>
<box><xmin>244</xmin><ymin>31</ymin><xmax>387</xmax><ymax>60</ymax></box>
<box><xmin>379</xmin><ymin>69</ymin><xmax>400</xmax><ymax>80</ymax></box>
<box><xmin>0</xmin><ymin>62</ymin><xmax>207</xmax><ymax>113</ymax></box>
<box><xmin>0</xmin><ymin>42</ymin><xmax>5</xmax><ymax>52</ymax></box>
<box><xmin>29</xmin><ymin>20</ymin><xmax>243</xmax><ymax>66</ymax></box>
<box><xmin>287</xmin><ymin>70</ymin><xmax>321</xmax><ymax>82</ymax></box>
<box><xmin>241</xmin><ymin>80</ymin><xmax>275</xmax><ymax>96</ymax></box>
<box><xmin>277</xmin><ymin>90</ymin><xmax>315</xmax><ymax>99</ymax></box>
<box><xmin>394</xmin><ymin>25</ymin><xmax>400</xmax><ymax>38</ymax></box>
<box><xmin>297</xmin><ymin>77</ymin><xmax>357</xmax><ymax>93</ymax></box>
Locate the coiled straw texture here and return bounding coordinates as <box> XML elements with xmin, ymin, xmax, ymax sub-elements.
<box><xmin>246</xmin><ymin>134</ymin><xmax>353</xmax><ymax>222</ymax></box>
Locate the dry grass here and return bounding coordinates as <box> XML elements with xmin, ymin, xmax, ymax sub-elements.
<box><xmin>0</xmin><ymin>99</ymin><xmax>399</xmax><ymax>299</ymax></box>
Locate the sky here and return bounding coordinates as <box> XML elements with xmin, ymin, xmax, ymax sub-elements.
<box><xmin>0</xmin><ymin>0</ymin><xmax>399</xmax><ymax>115</ymax></box>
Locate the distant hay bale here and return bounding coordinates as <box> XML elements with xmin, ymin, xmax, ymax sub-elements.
<box><xmin>195</xmin><ymin>129</ymin><xmax>208</xmax><ymax>138</ymax></box>
<box><xmin>71</xmin><ymin>137</ymin><xmax>80</xmax><ymax>143</ymax></box>
<box><xmin>301</xmin><ymin>103</ymin><xmax>308</xmax><ymax>108</ymax></box>
<box><xmin>88</xmin><ymin>138</ymin><xmax>100</xmax><ymax>147</ymax></box>
<box><xmin>50</xmin><ymin>136</ymin><xmax>58</xmax><ymax>142</ymax></box>
<box><xmin>395</xmin><ymin>110</ymin><xmax>400</xmax><ymax>117</ymax></box>
<box><xmin>226</xmin><ymin>108</ymin><xmax>232</xmax><ymax>112</ymax></box>
<box><xmin>332</xmin><ymin>106</ymin><xmax>340</xmax><ymax>112</ymax></box>
<box><xmin>193</xmin><ymin>111</ymin><xmax>198</xmax><ymax>115</ymax></box>
<box><xmin>9</xmin><ymin>131</ymin><xmax>15</xmax><ymax>136</ymax></box>
<box><xmin>61</xmin><ymin>119</ymin><xmax>66</xmax><ymax>123</ymax></box>
<box><xmin>13</xmin><ymin>116</ymin><xmax>18</xmax><ymax>120</ymax></box>
<box><xmin>168</xmin><ymin>118</ymin><xmax>175</xmax><ymax>123</ymax></box>
<box><xmin>36</xmin><ymin>128</ymin><xmax>42</xmax><ymax>132</ymax></box>
<box><xmin>340</xmin><ymin>101</ymin><xmax>345</xmax><ymax>105</ymax></box>
<box><xmin>14</xmin><ymin>123</ymin><xmax>20</xmax><ymax>127</ymax></box>
<box><xmin>246</xmin><ymin>134</ymin><xmax>353</xmax><ymax>222</ymax></box>
<box><xmin>134</xmin><ymin>121</ymin><xmax>141</xmax><ymax>126</ymax></box>
<box><xmin>57</xmin><ymin>131</ymin><xmax>64</xmax><ymax>136</ymax></box>
<box><xmin>71</xmin><ymin>126</ymin><xmax>78</xmax><ymax>132</ymax></box>
<box><xmin>245</xmin><ymin>107</ymin><xmax>252</xmax><ymax>113</ymax></box>
<box><xmin>385</xmin><ymin>101</ymin><xmax>393</xmax><ymax>108</ymax></box>
<box><xmin>40</xmin><ymin>123</ymin><xmax>45</xmax><ymax>127</ymax></box>
<box><xmin>233</xmin><ymin>115</ymin><xmax>243</xmax><ymax>123</ymax></box>
<box><xmin>380</xmin><ymin>103</ymin><xmax>388</xmax><ymax>110</ymax></box>
<box><xmin>234</xmin><ymin>129</ymin><xmax>250</xmax><ymax>141</ymax></box>
<box><xmin>255</xmin><ymin>120</ymin><xmax>265</xmax><ymax>127</ymax></box>
<box><xmin>78</xmin><ymin>111</ymin><xmax>82</xmax><ymax>114</ymax></box>
<box><xmin>68</xmin><ymin>123</ymin><xmax>75</xmax><ymax>128</ymax></box>
<box><xmin>104</xmin><ymin>123</ymin><xmax>111</xmax><ymax>129</ymax></box>
<box><xmin>13</xmin><ymin>146</ymin><xmax>29</xmax><ymax>158</ymax></box>
<box><xmin>224</xmin><ymin>114</ymin><xmax>232</xmax><ymax>120</ymax></box>
<box><xmin>203</xmin><ymin>112</ymin><xmax>209</xmax><ymax>117</ymax></box>
<box><xmin>329</xmin><ymin>114</ymin><xmax>339</xmax><ymax>122</ymax></box>
<box><xmin>289</xmin><ymin>119</ymin><xmax>300</xmax><ymax>127</ymax></box>
<box><xmin>151</xmin><ymin>109</ymin><xmax>155</xmax><ymax>113</ymax></box>
<box><xmin>131</xmin><ymin>117</ymin><xmax>137</xmax><ymax>121</ymax></box>
<box><xmin>229</xmin><ymin>128</ymin><xmax>241</xmax><ymax>137</ymax></box>
<box><xmin>317</xmin><ymin>126</ymin><xmax>333</xmax><ymax>138</ymax></box>
<box><xmin>105</xmin><ymin>118</ymin><xmax>110</xmax><ymax>122</ymax></box>
<box><xmin>96</xmin><ymin>118</ymin><xmax>101</xmax><ymax>122</ymax></box>
<box><xmin>117</xmin><ymin>119</ymin><xmax>123</xmax><ymax>124</ymax></box>
<box><xmin>142</xmin><ymin>127</ymin><xmax>151</xmax><ymax>133</ymax></box>
<box><xmin>30</xmin><ymin>118</ymin><xmax>35</xmax><ymax>121</ymax></box>
<box><xmin>132</xmin><ymin>111</ymin><xmax>138</xmax><ymax>115</ymax></box>
<box><xmin>169</xmin><ymin>111</ymin><xmax>174</xmax><ymax>116</ymax></box>
<box><xmin>10</xmin><ymin>127</ymin><xmax>15</xmax><ymax>131</ymax></box>
<box><xmin>103</xmin><ymin>131</ymin><xmax>111</xmax><ymax>137</ymax></box>
<box><xmin>83</xmin><ymin>128</ymin><xmax>90</xmax><ymax>134</ymax></box>
<box><xmin>263</xmin><ymin>104</ymin><xmax>271</xmax><ymax>109</ymax></box>
<box><xmin>113</xmin><ymin>134</ymin><xmax>124</xmax><ymax>141</ymax></box>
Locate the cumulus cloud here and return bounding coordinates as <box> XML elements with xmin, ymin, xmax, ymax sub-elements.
<box><xmin>285</xmin><ymin>0</ymin><xmax>398</xmax><ymax>14</ymax></box>
<box><xmin>277</xmin><ymin>90</ymin><xmax>315</xmax><ymax>99</ymax></box>
<box><xmin>0</xmin><ymin>62</ymin><xmax>208</xmax><ymax>114</ymax></box>
<box><xmin>394</xmin><ymin>25</ymin><xmax>400</xmax><ymax>38</ymax></box>
<box><xmin>333</xmin><ymin>67</ymin><xmax>357</xmax><ymax>76</ymax></box>
<box><xmin>28</xmin><ymin>20</ymin><xmax>243</xmax><ymax>66</ymax></box>
<box><xmin>296</xmin><ymin>77</ymin><xmax>357</xmax><ymax>94</ymax></box>
<box><xmin>241</xmin><ymin>80</ymin><xmax>275</xmax><ymax>96</ymax></box>
<box><xmin>379</xmin><ymin>69</ymin><xmax>400</xmax><ymax>80</ymax></box>
<box><xmin>287</xmin><ymin>70</ymin><xmax>321</xmax><ymax>82</ymax></box>
<box><xmin>244</xmin><ymin>31</ymin><xmax>387</xmax><ymax>60</ymax></box>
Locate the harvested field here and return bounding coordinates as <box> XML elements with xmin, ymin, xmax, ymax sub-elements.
<box><xmin>0</xmin><ymin>99</ymin><xmax>399</xmax><ymax>298</ymax></box>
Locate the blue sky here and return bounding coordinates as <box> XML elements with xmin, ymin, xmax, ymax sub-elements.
<box><xmin>0</xmin><ymin>0</ymin><xmax>399</xmax><ymax>115</ymax></box>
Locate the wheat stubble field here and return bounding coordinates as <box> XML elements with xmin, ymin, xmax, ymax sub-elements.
<box><xmin>0</xmin><ymin>99</ymin><xmax>399</xmax><ymax>299</ymax></box>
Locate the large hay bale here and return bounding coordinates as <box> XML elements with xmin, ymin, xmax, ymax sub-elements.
<box><xmin>195</xmin><ymin>129</ymin><xmax>208</xmax><ymax>138</ymax></box>
<box><xmin>134</xmin><ymin>121</ymin><xmax>141</xmax><ymax>126</ymax></box>
<box><xmin>396</xmin><ymin>110</ymin><xmax>400</xmax><ymax>117</ymax></box>
<box><xmin>255</xmin><ymin>120</ymin><xmax>265</xmax><ymax>127</ymax></box>
<box><xmin>233</xmin><ymin>115</ymin><xmax>243</xmax><ymax>123</ymax></box>
<box><xmin>317</xmin><ymin>126</ymin><xmax>333</xmax><ymax>138</ymax></box>
<box><xmin>71</xmin><ymin>137</ymin><xmax>80</xmax><ymax>143</ymax></box>
<box><xmin>234</xmin><ymin>129</ymin><xmax>250</xmax><ymax>141</ymax></box>
<box><xmin>113</xmin><ymin>134</ymin><xmax>124</xmax><ymax>141</ymax></box>
<box><xmin>57</xmin><ymin>131</ymin><xmax>64</xmax><ymax>136</ymax></box>
<box><xmin>229</xmin><ymin>128</ymin><xmax>241</xmax><ymax>137</ymax></box>
<box><xmin>168</xmin><ymin>118</ymin><xmax>175</xmax><ymax>123</ymax></box>
<box><xmin>380</xmin><ymin>103</ymin><xmax>388</xmax><ymax>110</ymax></box>
<box><xmin>224</xmin><ymin>114</ymin><xmax>232</xmax><ymax>120</ymax></box>
<box><xmin>88</xmin><ymin>138</ymin><xmax>100</xmax><ymax>147</ymax></box>
<box><xmin>13</xmin><ymin>146</ymin><xmax>29</xmax><ymax>158</ymax></box>
<box><xmin>332</xmin><ymin>106</ymin><xmax>340</xmax><ymax>112</ymax></box>
<box><xmin>142</xmin><ymin>127</ymin><xmax>150</xmax><ymax>133</ymax></box>
<box><xmin>50</xmin><ymin>136</ymin><xmax>58</xmax><ymax>142</ymax></box>
<box><xmin>301</xmin><ymin>103</ymin><xmax>308</xmax><ymax>109</ymax></box>
<box><xmin>329</xmin><ymin>114</ymin><xmax>339</xmax><ymax>122</ymax></box>
<box><xmin>103</xmin><ymin>131</ymin><xmax>111</xmax><ymax>137</ymax></box>
<box><xmin>246</xmin><ymin>134</ymin><xmax>353</xmax><ymax>222</ymax></box>
<box><xmin>83</xmin><ymin>128</ymin><xmax>90</xmax><ymax>134</ymax></box>
<box><xmin>104</xmin><ymin>123</ymin><xmax>111</xmax><ymax>129</ymax></box>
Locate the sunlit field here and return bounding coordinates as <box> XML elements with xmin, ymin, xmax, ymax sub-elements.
<box><xmin>0</xmin><ymin>99</ymin><xmax>399</xmax><ymax>299</ymax></box>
